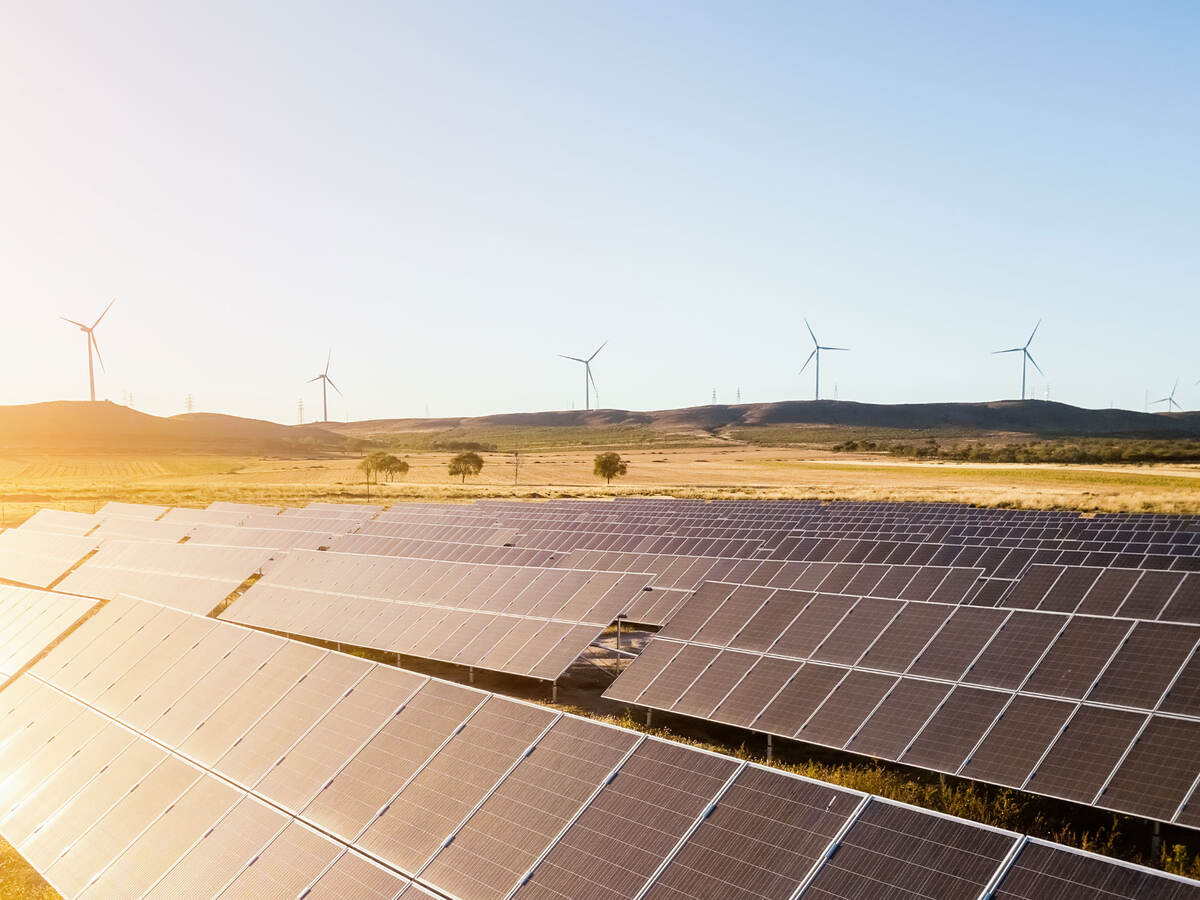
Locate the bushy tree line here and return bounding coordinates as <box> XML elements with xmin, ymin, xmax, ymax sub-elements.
<box><xmin>833</xmin><ymin>438</ymin><xmax>1200</xmax><ymax>464</ymax></box>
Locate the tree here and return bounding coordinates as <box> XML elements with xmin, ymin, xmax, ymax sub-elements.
<box><xmin>378</xmin><ymin>454</ymin><xmax>409</xmax><ymax>482</ymax></box>
<box><xmin>594</xmin><ymin>451</ymin><xmax>628</xmax><ymax>485</ymax></box>
<box><xmin>448</xmin><ymin>451</ymin><xmax>484</xmax><ymax>483</ymax></box>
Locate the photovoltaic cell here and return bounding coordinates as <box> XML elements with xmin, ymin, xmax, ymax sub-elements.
<box><xmin>143</xmin><ymin>797</ymin><xmax>290</xmax><ymax>899</ymax></box>
<box><xmin>419</xmin><ymin>717</ymin><xmax>639</xmax><ymax>900</ymax></box>
<box><xmin>303</xmin><ymin>850</ymin><xmax>409</xmax><ymax>900</ymax></box>
<box><xmin>845</xmin><ymin>679</ymin><xmax>952</xmax><ymax>760</ymax></box>
<box><xmin>301</xmin><ymin>679</ymin><xmax>483</xmax><ymax>842</ymax></box>
<box><xmin>710</xmin><ymin>656</ymin><xmax>802</xmax><ymax>728</ymax></box>
<box><xmin>512</xmin><ymin>740</ymin><xmax>739</xmax><ymax>900</ymax></box>
<box><xmin>754</xmin><ymin>663</ymin><xmax>846</xmax><ymax>737</ymax></box>
<box><xmin>671</xmin><ymin>650</ymin><xmax>758</xmax><ymax>720</ymax></box>
<box><xmin>856</xmin><ymin>602</ymin><xmax>950</xmax><ymax>673</ymax></box>
<box><xmin>797</xmin><ymin>670</ymin><xmax>897</xmax><ymax>749</ymax></box>
<box><xmin>959</xmin><ymin>696</ymin><xmax>1075</xmax><ymax>787</ymax></box>
<box><xmin>809</xmin><ymin>597</ymin><xmax>903</xmax><ymax>666</ymax></box>
<box><xmin>901</xmin><ymin>686</ymin><xmax>1010</xmax><ymax>772</ymax></box>
<box><xmin>1100</xmin><ymin>717</ymin><xmax>1200</xmax><ymax>822</ymax></box>
<box><xmin>1025</xmin><ymin>706</ymin><xmax>1148</xmax><ymax>804</ymax></box>
<box><xmin>907</xmin><ymin>607</ymin><xmax>1007</xmax><ymax>680</ymax></box>
<box><xmin>1087</xmin><ymin>623</ymin><xmax>1200</xmax><ymax>709</ymax></box>
<box><xmin>643</xmin><ymin>766</ymin><xmax>861</xmax><ymax>900</ymax></box>
<box><xmin>218</xmin><ymin>820</ymin><xmax>343</xmax><ymax>900</ymax></box>
<box><xmin>255</xmin><ymin>666</ymin><xmax>426</xmax><ymax>812</ymax></box>
<box><xmin>357</xmin><ymin>698</ymin><xmax>557</xmax><ymax>873</ymax></box>
<box><xmin>1023</xmin><ymin>618</ymin><xmax>1132</xmax><ymax>699</ymax></box>
<box><xmin>636</xmin><ymin>645</ymin><xmax>721</xmax><ymax>710</ymax></box>
<box><xmin>961</xmin><ymin>611</ymin><xmax>1065</xmax><ymax>690</ymax></box>
<box><xmin>802</xmin><ymin>800</ymin><xmax>1018</xmax><ymax>900</ymax></box>
<box><xmin>992</xmin><ymin>839</ymin><xmax>1200</xmax><ymax>900</ymax></box>
<box><xmin>77</xmin><ymin>773</ymin><xmax>243</xmax><ymax>900</ymax></box>
<box><xmin>768</xmin><ymin>595</ymin><xmax>855</xmax><ymax>659</ymax></box>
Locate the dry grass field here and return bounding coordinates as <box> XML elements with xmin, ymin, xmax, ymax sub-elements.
<box><xmin>1</xmin><ymin>447</ymin><xmax>1198</xmax><ymax>527</ymax></box>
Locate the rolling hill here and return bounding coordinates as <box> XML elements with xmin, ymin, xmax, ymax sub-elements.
<box><xmin>0</xmin><ymin>399</ymin><xmax>1197</xmax><ymax>456</ymax></box>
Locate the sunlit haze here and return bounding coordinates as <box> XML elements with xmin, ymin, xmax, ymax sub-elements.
<box><xmin>2</xmin><ymin>2</ymin><xmax>1197</xmax><ymax>422</ymax></box>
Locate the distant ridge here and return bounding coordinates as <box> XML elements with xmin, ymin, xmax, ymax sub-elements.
<box><xmin>330</xmin><ymin>399</ymin><xmax>1200</xmax><ymax>440</ymax></box>
<box><xmin>0</xmin><ymin>401</ymin><xmax>343</xmax><ymax>454</ymax></box>
<box><xmin>0</xmin><ymin>399</ymin><xmax>1196</xmax><ymax>455</ymax></box>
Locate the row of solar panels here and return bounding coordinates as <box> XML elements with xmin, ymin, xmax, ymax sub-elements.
<box><xmin>0</xmin><ymin>594</ymin><xmax>1194</xmax><ymax>900</ymax></box>
<box><xmin>605</xmin><ymin>579</ymin><xmax>1200</xmax><ymax>829</ymax></box>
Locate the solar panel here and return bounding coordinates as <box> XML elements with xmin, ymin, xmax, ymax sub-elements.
<box><xmin>0</xmin><ymin>530</ymin><xmax>98</xmax><ymax>588</ymax></box>
<box><xmin>302</xmin><ymin>679</ymin><xmax>483</xmax><ymax>841</ymax></box>
<box><xmin>643</xmin><ymin>766</ymin><xmax>861</xmax><ymax>900</ymax></box>
<box><xmin>357</xmin><ymin>697</ymin><xmax>556</xmax><ymax>873</ymax></box>
<box><xmin>0</xmin><ymin>586</ymin><xmax>97</xmax><ymax>680</ymax></box>
<box><xmin>512</xmin><ymin>740</ymin><xmax>740</xmax><ymax>899</ymax></box>
<box><xmin>218</xmin><ymin>820</ymin><xmax>344</xmax><ymax>899</ymax></box>
<box><xmin>959</xmin><ymin>695</ymin><xmax>1076</xmax><ymax>787</ymax></box>
<box><xmin>800</xmin><ymin>799</ymin><xmax>1018</xmax><ymax>900</ymax></box>
<box><xmin>991</xmin><ymin>839</ymin><xmax>1200</xmax><ymax>900</ymax></box>
<box><xmin>1024</xmin><ymin>705</ymin><xmax>1148</xmax><ymax>804</ymax></box>
<box><xmin>1099</xmin><ymin>717</ymin><xmax>1200</xmax><ymax>822</ymax></box>
<box><xmin>303</xmin><ymin>850</ymin><xmax>409</xmax><ymax>899</ymax></box>
<box><xmin>418</xmin><ymin>716</ymin><xmax>639</xmax><ymax>900</ymax></box>
<box><xmin>55</xmin><ymin>541</ymin><xmax>273</xmax><ymax>615</ymax></box>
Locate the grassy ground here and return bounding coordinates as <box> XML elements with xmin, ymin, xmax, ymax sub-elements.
<box><xmin>1</xmin><ymin>448</ymin><xmax>1198</xmax><ymax>527</ymax></box>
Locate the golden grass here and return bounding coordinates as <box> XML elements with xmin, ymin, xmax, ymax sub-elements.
<box><xmin>0</xmin><ymin>448</ymin><xmax>1198</xmax><ymax>527</ymax></box>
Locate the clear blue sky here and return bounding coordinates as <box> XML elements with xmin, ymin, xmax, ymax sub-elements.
<box><xmin>1</xmin><ymin>2</ymin><xmax>1196</xmax><ymax>422</ymax></box>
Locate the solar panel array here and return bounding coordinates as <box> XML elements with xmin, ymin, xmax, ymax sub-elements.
<box><xmin>1</xmin><ymin>596</ymin><xmax>1192</xmax><ymax>900</ymax></box>
<box><xmin>219</xmin><ymin>550</ymin><xmax>652</xmax><ymax>680</ymax></box>
<box><xmin>605</xmin><ymin>578</ymin><xmax>1200</xmax><ymax>829</ymax></box>
<box><xmin>0</xmin><ymin>586</ymin><xmax>97</xmax><ymax>680</ymax></box>
<box><xmin>55</xmin><ymin>541</ymin><xmax>273</xmax><ymax>615</ymax></box>
<box><xmin>0</xmin><ymin>529</ymin><xmax>99</xmax><ymax>588</ymax></box>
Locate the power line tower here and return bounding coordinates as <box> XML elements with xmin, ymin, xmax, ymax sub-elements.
<box><xmin>736</xmin><ymin>387</ymin><xmax>741</xmax><ymax>404</ymax></box>
<box><xmin>297</xmin><ymin>398</ymin><xmax>304</xmax><ymax>424</ymax></box>
<box><xmin>185</xmin><ymin>393</ymin><xmax>195</xmax><ymax>414</ymax></box>
<box><xmin>711</xmin><ymin>388</ymin><xmax>717</xmax><ymax>405</ymax></box>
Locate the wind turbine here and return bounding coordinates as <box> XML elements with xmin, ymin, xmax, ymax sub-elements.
<box><xmin>1155</xmin><ymin>378</ymin><xmax>1183</xmax><ymax>412</ymax></box>
<box><xmin>994</xmin><ymin>320</ymin><xmax>1043</xmax><ymax>401</ymax></box>
<box><xmin>60</xmin><ymin>299</ymin><xmax>115</xmax><ymax>402</ymax></box>
<box><xmin>560</xmin><ymin>341</ymin><xmax>606</xmax><ymax>411</ymax></box>
<box><xmin>308</xmin><ymin>350</ymin><xmax>341</xmax><ymax>422</ymax></box>
<box><xmin>798</xmin><ymin>319</ymin><xmax>848</xmax><ymax>401</ymax></box>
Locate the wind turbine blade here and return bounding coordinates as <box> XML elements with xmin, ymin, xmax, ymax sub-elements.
<box><xmin>1172</xmin><ymin>377</ymin><xmax>1180</xmax><ymax>396</ymax></box>
<box><xmin>90</xmin><ymin>332</ymin><xmax>105</xmax><ymax>373</ymax></box>
<box><xmin>993</xmin><ymin>348</ymin><xmax>1022</xmax><ymax>354</ymax></box>
<box><xmin>1025</xmin><ymin>318</ymin><xmax>1041</xmax><ymax>348</ymax></box>
<box><xmin>308</xmin><ymin>375</ymin><xmax>324</xmax><ymax>383</ymax></box>
<box><xmin>804</xmin><ymin>318</ymin><xmax>818</xmax><ymax>348</ymax></box>
<box><xmin>799</xmin><ymin>348</ymin><xmax>817</xmax><ymax>374</ymax></box>
<box><xmin>1025</xmin><ymin>350</ymin><xmax>1044</xmax><ymax>376</ymax></box>
<box><xmin>326</xmin><ymin>377</ymin><xmax>342</xmax><ymax>395</ymax></box>
<box><xmin>821</xmin><ymin>346</ymin><xmax>850</xmax><ymax>352</ymax></box>
<box><xmin>92</xmin><ymin>298</ymin><xmax>116</xmax><ymax>329</ymax></box>
<box><xmin>60</xmin><ymin>316</ymin><xmax>87</xmax><ymax>329</ymax></box>
<box><xmin>588</xmin><ymin>340</ymin><xmax>608</xmax><ymax>362</ymax></box>
<box><xmin>559</xmin><ymin>355</ymin><xmax>586</xmax><ymax>363</ymax></box>
<box><xmin>588</xmin><ymin>367</ymin><xmax>598</xmax><ymax>397</ymax></box>
<box><xmin>325</xmin><ymin>348</ymin><xmax>332</xmax><ymax>376</ymax></box>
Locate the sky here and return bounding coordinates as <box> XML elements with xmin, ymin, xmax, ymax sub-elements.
<box><xmin>1</xmin><ymin>1</ymin><xmax>1197</xmax><ymax>423</ymax></box>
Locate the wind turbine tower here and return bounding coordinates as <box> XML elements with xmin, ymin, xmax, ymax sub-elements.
<box><xmin>798</xmin><ymin>319</ymin><xmax>849</xmax><ymax>401</ymax></box>
<box><xmin>308</xmin><ymin>350</ymin><xmax>341</xmax><ymax>422</ymax></box>
<box><xmin>994</xmin><ymin>320</ymin><xmax>1044</xmax><ymax>401</ymax></box>
<box><xmin>60</xmin><ymin>299</ymin><xmax>115</xmax><ymax>402</ymax></box>
<box><xmin>559</xmin><ymin>341</ymin><xmax>606</xmax><ymax>411</ymax></box>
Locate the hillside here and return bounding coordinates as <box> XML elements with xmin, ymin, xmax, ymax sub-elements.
<box><xmin>327</xmin><ymin>400</ymin><xmax>1200</xmax><ymax>444</ymax></box>
<box><xmin>1</xmin><ymin>399</ymin><xmax>1197</xmax><ymax>456</ymax></box>
<box><xmin>0</xmin><ymin>402</ymin><xmax>344</xmax><ymax>454</ymax></box>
